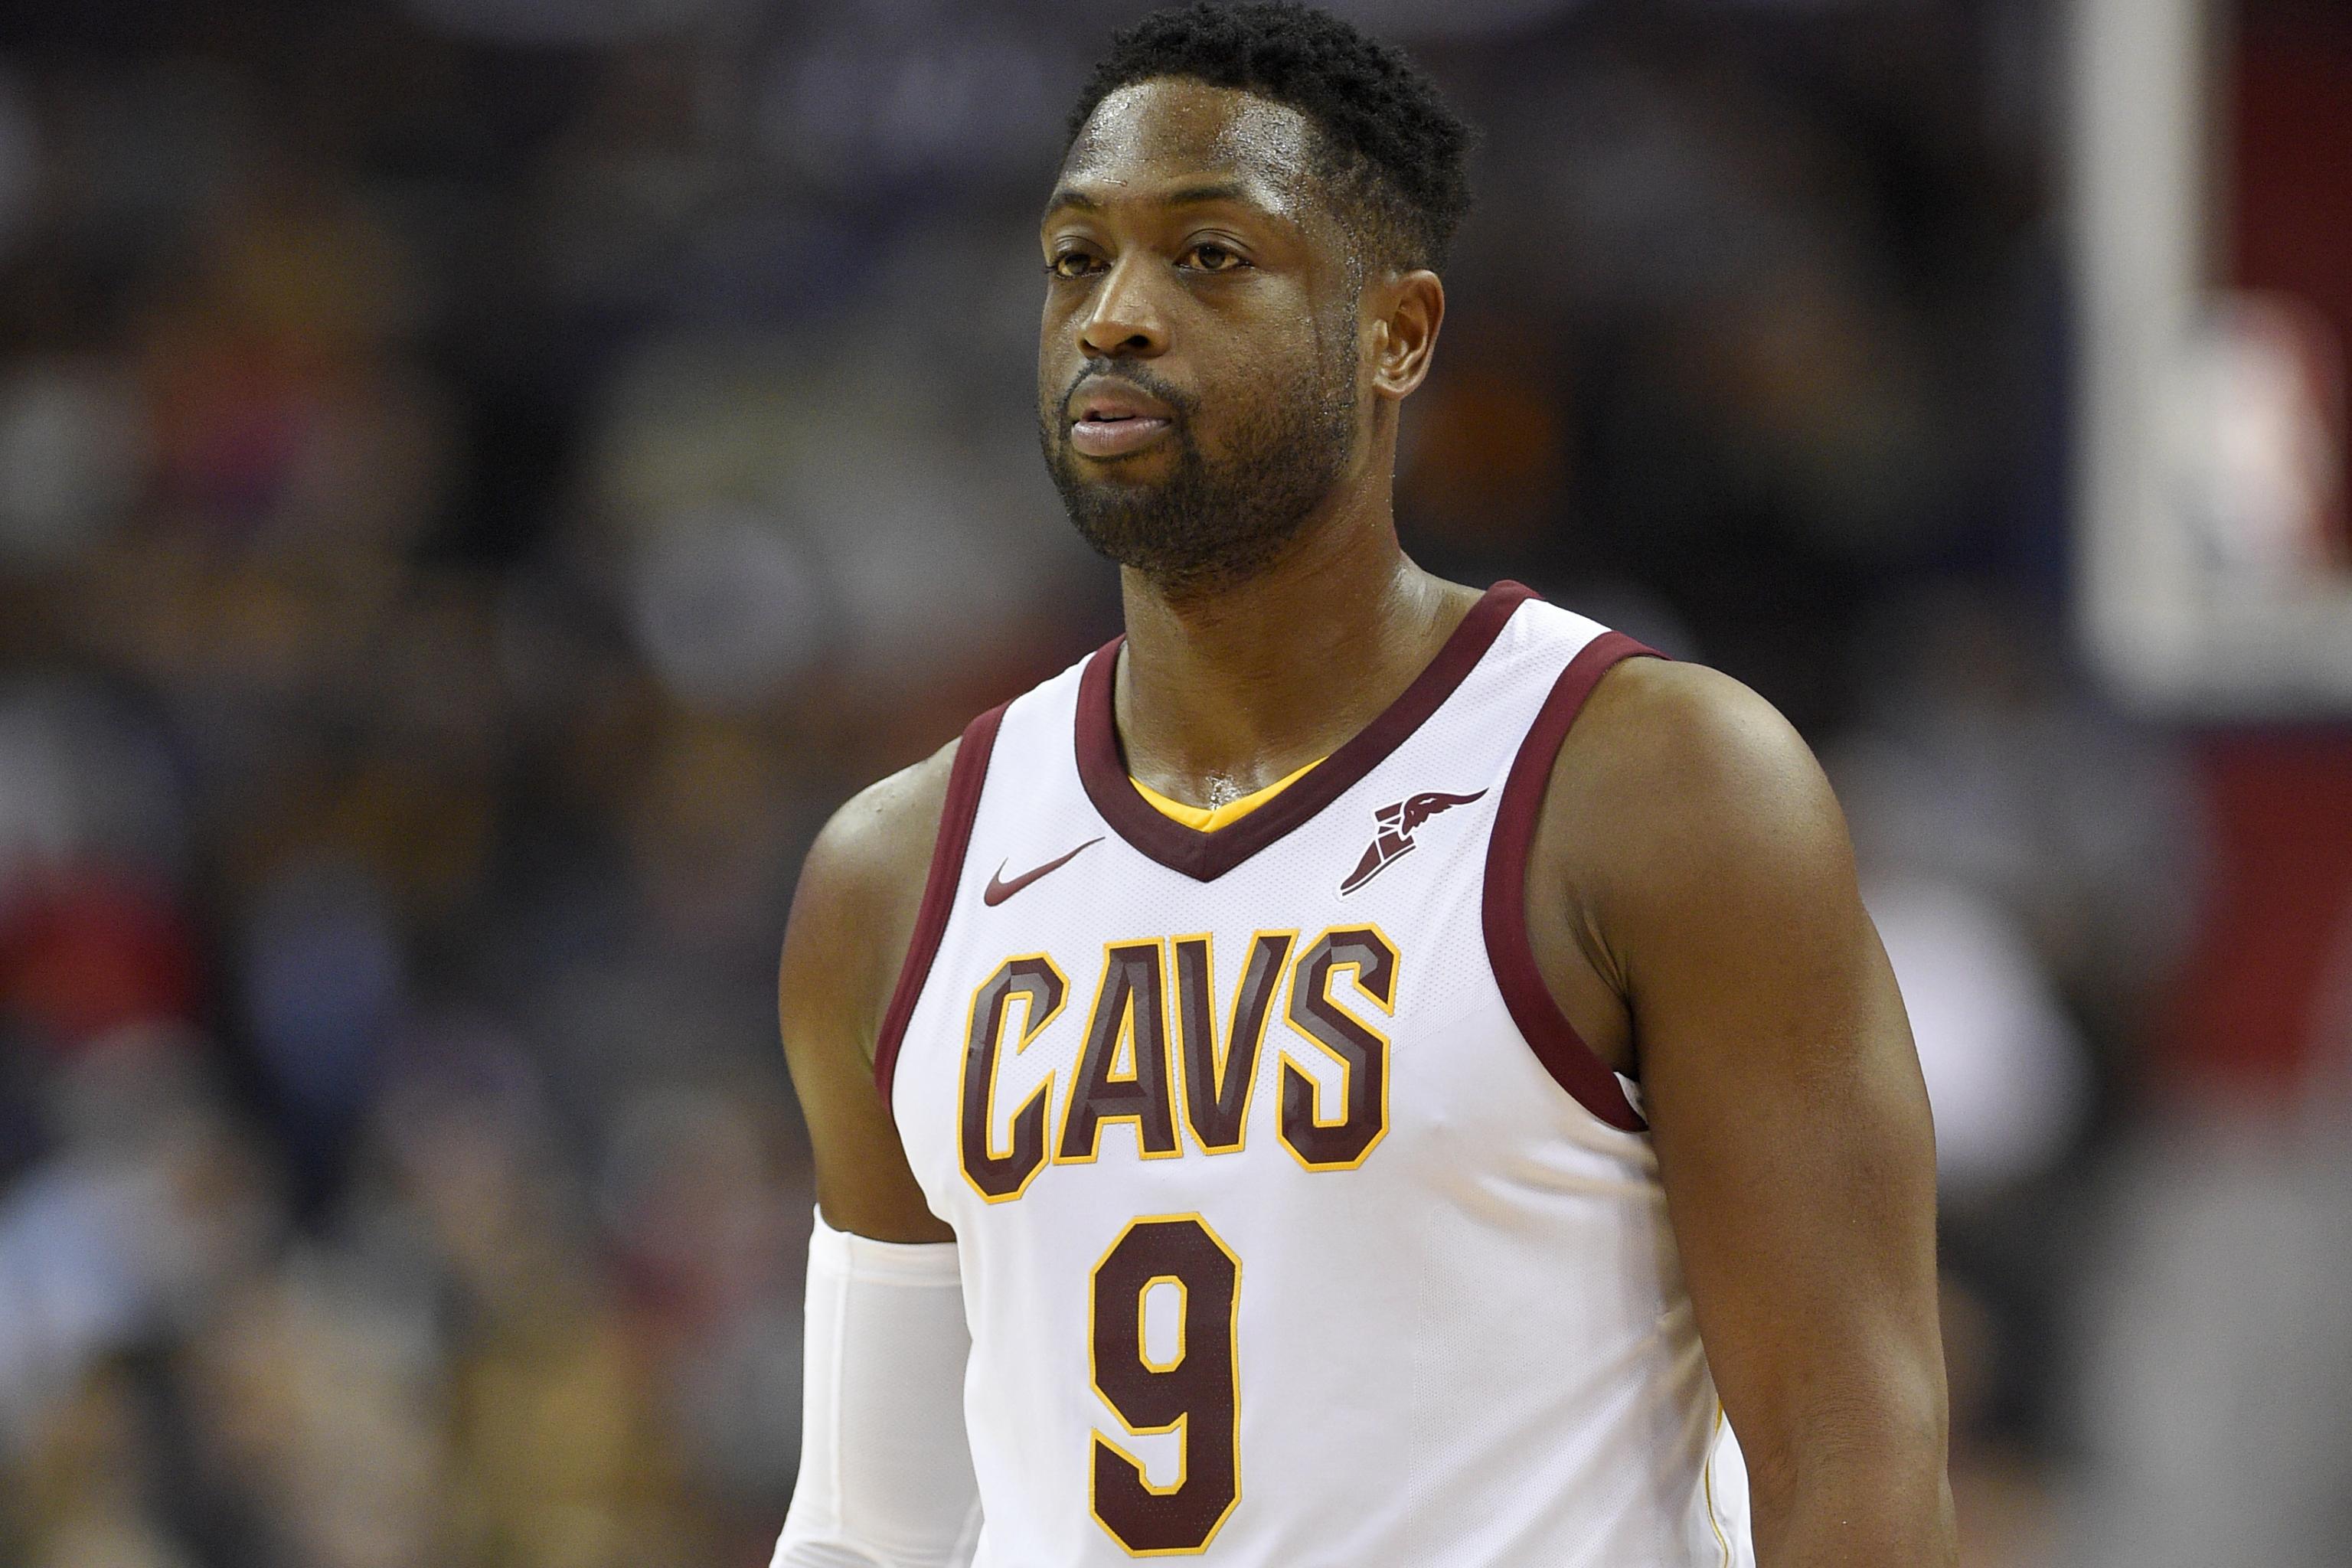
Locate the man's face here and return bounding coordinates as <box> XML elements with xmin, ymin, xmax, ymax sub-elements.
<box><xmin>1038</xmin><ymin>79</ymin><xmax>1364</xmax><ymax>596</ymax></box>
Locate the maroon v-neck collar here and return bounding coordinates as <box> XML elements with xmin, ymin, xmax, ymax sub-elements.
<box><xmin>1075</xmin><ymin>581</ymin><xmax>1536</xmax><ymax>882</ymax></box>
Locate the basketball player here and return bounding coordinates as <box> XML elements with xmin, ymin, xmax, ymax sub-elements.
<box><xmin>772</xmin><ymin>5</ymin><xmax>1954</xmax><ymax>1564</ymax></box>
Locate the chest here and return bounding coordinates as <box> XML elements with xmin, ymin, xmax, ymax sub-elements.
<box><xmin>879</xmin><ymin>594</ymin><xmax>1642</xmax><ymax>1227</ymax></box>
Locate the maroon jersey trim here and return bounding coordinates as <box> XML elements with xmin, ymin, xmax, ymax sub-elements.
<box><xmin>1481</xmin><ymin>631</ymin><xmax>1660</xmax><ymax>1133</ymax></box>
<box><xmin>1074</xmin><ymin>581</ymin><xmax>1538</xmax><ymax>883</ymax></box>
<box><xmin>874</xmin><ymin>701</ymin><xmax>1008</xmax><ymax>1116</ymax></box>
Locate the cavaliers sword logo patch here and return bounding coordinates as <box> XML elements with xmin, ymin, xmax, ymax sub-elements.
<box><xmin>1339</xmin><ymin>789</ymin><xmax>1488</xmax><ymax>894</ymax></box>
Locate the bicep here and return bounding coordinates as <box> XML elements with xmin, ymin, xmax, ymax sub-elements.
<box><xmin>782</xmin><ymin>766</ymin><xmax>958</xmax><ymax>1245</ymax></box>
<box><xmin>1592</xmin><ymin>675</ymin><xmax>1945</xmax><ymax>1489</ymax></box>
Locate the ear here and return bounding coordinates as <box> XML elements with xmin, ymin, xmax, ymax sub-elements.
<box><xmin>1367</xmin><ymin>269</ymin><xmax>1446</xmax><ymax>402</ymax></box>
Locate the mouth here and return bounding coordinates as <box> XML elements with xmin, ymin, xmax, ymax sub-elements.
<box><xmin>1067</xmin><ymin>378</ymin><xmax>1177</xmax><ymax>459</ymax></box>
<box><xmin>1070</xmin><ymin>411</ymin><xmax>1172</xmax><ymax>459</ymax></box>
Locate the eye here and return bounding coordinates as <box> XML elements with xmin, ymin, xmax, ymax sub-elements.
<box><xmin>1180</xmin><ymin>241</ymin><xmax>1249</xmax><ymax>273</ymax></box>
<box><xmin>1047</xmin><ymin>250</ymin><xmax>1106</xmax><ymax>279</ymax></box>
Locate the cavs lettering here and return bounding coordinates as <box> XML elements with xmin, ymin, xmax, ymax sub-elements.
<box><xmin>957</xmin><ymin>926</ymin><xmax>1398</xmax><ymax>1200</ymax></box>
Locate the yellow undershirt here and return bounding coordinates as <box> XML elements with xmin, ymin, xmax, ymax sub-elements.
<box><xmin>1130</xmin><ymin>756</ymin><xmax>1325</xmax><ymax>831</ymax></box>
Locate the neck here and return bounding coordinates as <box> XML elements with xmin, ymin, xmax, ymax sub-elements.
<box><xmin>1114</xmin><ymin>490</ymin><xmax>1478</xmax><ymax>803</ymax></box>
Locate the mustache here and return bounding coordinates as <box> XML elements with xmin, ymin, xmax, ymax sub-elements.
<box><xmin>1059</xmin><ymin>360</ymin><xmax>1195</xmax><ymax>422</ymax></box>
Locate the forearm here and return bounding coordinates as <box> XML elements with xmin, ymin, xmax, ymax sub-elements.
<box><xmin>773</xmin><ymin>1211</ymin><xmax>982</xmax><ymax>1568</ymax></box>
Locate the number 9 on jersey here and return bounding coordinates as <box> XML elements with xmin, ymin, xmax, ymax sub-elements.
<box><xmin>1088</xmin><ymin>1215</ymin><xmax>1242</xmax><ymax>1555</ymax></box>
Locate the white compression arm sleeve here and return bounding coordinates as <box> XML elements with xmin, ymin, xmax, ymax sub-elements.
<box><xmin>772</xmin><ymin>1210</ymin><xmax>982</xmax><ymax>1568</ymax></box>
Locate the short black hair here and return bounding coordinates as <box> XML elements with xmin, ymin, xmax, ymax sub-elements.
<box><xmin>1064</xmin><ymin>2</ymin><xmax>1475</xmax><ymax>273</ymax></box>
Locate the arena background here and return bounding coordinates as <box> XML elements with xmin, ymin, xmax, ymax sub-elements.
<box><xmin>0</xmin><ymin>2</ymin><xmax>2347</xmax><ymax>1565</ymax></box>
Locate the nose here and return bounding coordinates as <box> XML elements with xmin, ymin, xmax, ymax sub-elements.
<box><xmin>1077</xmin><ymin>254</ymin><xmax>1168</xmax><ymax>359</ymax></box>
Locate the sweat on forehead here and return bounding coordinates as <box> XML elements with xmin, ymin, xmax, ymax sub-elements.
<box><xmin>1059</xmin><ymin>80</ymin><xmax>1319</xmax><ymax>203</ymax></box>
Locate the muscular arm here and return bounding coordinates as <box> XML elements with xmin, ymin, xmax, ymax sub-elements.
<box><xmin>773</xmin><ymin>743</ymin><xmax>980</xmax><ymax>1567</ymax></box>
<box><xmin>1534</xmin><ymin>661</ymin><xmax>1955</xmax><ymax>1566</ymax></box>
<box><xmin>781</xmin><ymin>743</ymin><xmax>959</xmax><ymax>1243</ymax></box>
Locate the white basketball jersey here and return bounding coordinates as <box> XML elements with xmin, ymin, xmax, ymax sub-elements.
<box><xmin>880</xmin><ymin>584</ymin><xmax>1753</xmax><ymax>1566</ymax></box>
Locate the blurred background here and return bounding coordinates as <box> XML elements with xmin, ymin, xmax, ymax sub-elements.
<box><xmin>0</xmin><ymin>0</ymin><xmax>2346</xmax><ymax>1564</ymax></box>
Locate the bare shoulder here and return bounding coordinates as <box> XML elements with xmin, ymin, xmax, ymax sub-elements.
<box><xmin>783</xmin><ymin>737</ymin><xmax>962</xmax><ymax>1064</ymax></box>
<box><xmin>1573</xmin><ymin>658</ymin><xmax>1831</xmax><ymax>810</ymax></box>
<box><xmin>1553</xmin><ymin>656</ymin><xmax>1852</xmax><ymax>900</ymax></box>
<box><xmin>1527</xmin><ymin>655</ymin><xmax>1862</xmax><ymax>1043</ymax></box>
<box><xmin>779</xmin><ymin>736</ymin><xmax>963</xmax><ymax>1242</ymax></box>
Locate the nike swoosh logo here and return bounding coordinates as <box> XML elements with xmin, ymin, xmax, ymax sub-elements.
<box><xmin>983</xmin><ymin>837</ymin><xmax>1103</xmax><ymax>906</ymax></box>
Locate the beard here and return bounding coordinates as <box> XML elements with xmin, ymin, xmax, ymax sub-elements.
<box><xmin>1040</xmin><ymin>350</ymin><xmax>1357</xmax><ymax>600</ymax></box>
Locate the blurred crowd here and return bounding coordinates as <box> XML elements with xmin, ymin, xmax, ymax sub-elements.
<box><xmin>0</xmin><ymin>2</ymin><xmax>2340</xmax><ymax>1566</ymax></box>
